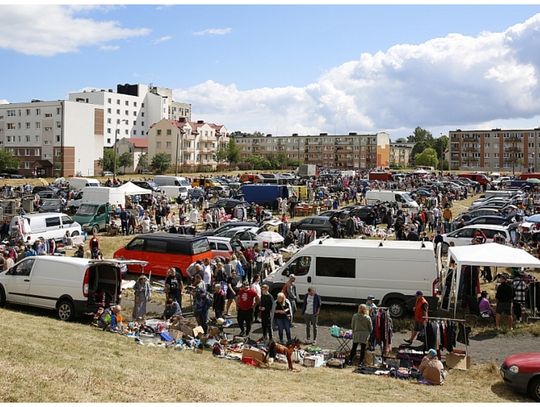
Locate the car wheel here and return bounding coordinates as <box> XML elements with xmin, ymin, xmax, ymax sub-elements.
<box><xmin>92</xmin><ymin>225</ymin><xmax>99</xmax><ymax>235</ymax></box>
<box><xmin>386</xmin><ymin>299</ymin><xmax>406</xmax><ymax>318</ymax></box>
<box><xmin>71</xmin><ymin>231</ymin><xmax>79</xmax><ymax>237</ymax></box>
<box><xmin>529</xmin><ymin>377</ymin><xmax>540</xmax><ymax>402</ymax></box>
<box><xmin>0</xmin><ymin>285</ymin><xmax>6</xmax><ymax>307</ymax></box>
<box><xmin>57</xmin><ymin>299</ymin><xmax>75</xmax><ymax>321</ymax></box>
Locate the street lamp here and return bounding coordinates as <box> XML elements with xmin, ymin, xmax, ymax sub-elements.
<box><xmin>113</xmin><ymin>119</ymin><xmax>129</xmax><ymax>179</ymax></box>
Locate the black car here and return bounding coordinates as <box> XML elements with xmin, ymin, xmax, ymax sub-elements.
<box><xmin>36</xmin><ymin>190</ymin><xmax>58</xmax><ymax>199</ymax></box>
<box><xmin>208</xmin><ymin>198</ymin><xmax>249</xmax><ymax>215</ymax></box>
<box><xmin>38</xmin><ymin>198</ymin><xmax>64</xmax><ymax>213</ymax></box>
<box><xmin>463</xmin><ymin>215</ymin><xmax>512</xmax><ymax>227</ymax></box>
<box><xmin>292</xmin><ymin>215</ymin><xmax>334</xmax><ymax>237</ymax></box>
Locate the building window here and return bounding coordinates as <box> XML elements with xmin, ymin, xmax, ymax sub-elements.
<box><xmin>116</xmin><ymin>109</ymin><xmax>120</xmax><ymax>114</ymax></box>
<box><xmin>133</xmin><ymin>121</ymin><xmax>136</xmax><ymax>126</ymax></box>
<box><xmin>133</xmin><ymin>130</ymin><xmax>137</xmax><ymax>135</ymax></box>
<box><xmin>166</xmin><ymin>129</ymin><xmax>172</xmax><ymax>136</ymax></box>
<box><xmin>7</xmin><ymin>123</ymin><xmax>15</xmax><ymax>130</ymax></box>
<box><xmin>35</xmin><ymin>135</ymin><xmax>39</xmax><ymax>142</ymax></box>
<box><xmin>133</xmin><ymin>111</ymin><xmax>136</xmax><ymax>116</ymax></box>
<box><xmin>117</xmin><ymin>119</ymin><xmax>120</xmax><ymax>124</ymax></box>
<box><xmin>24</xmin><ymin>122</ymin><xmax>30</xmax><ymax>129</ymax></box>
<box><xmin>141</xmin><ymin>103</ymin><xmax>144</xmax><ymax>108</ymax></box>
<box><xmin>156</xmin><ymin>142</ymin><xmax>161</xmax><ymax>148</ymax></box>
<box><xmin>107</xmin><ymin>118</ymin><xmax>111</xmax><ymax>124</ymax></box>
<box><xmin>125</xmin><ymin>110</ymin><xmax>129</xmax><ymax>115</ymax></box>
<box><xmin>36</xmin><ymin>122</ymin><xmax>40</xmax><ymax>129</ymax></box>
<box><xmin>117</xmin><ymin>100</ymin><xmax>120</xmax><ymax>105</ymax></box>
<box><xmin>107</xmin><ymin>138</ymin><xmax>111</xmax><ymax>144</ymax></box>
<box><xmin>141</xmin><ymin>112</ymin><xmax>144</xmax><ymax>117</ymax></box>
<box><xmin>107</xmin><ymin>128</ymin><xmax>111</xmax><ymax>134</ymax></box>
<box><xmin>107</xmin><ymin>98</ymin><xmax>111</xmax><ymax>104</ymax></box>
<box><xmin>125</xmin><ymin>129</ymin><xmax>128</xmax><ymax>135</ymax></box>
<box><xmin>166</xmin><ymin>141</ymin><xmax>172</xmax><ymax>148</ymax></box>
<box><xmin>56</xmin><ymin>135</ymin><xmax>60</xmax><ymax>143</ymax></box>
<box><xmin>141</xmin><ymin>121</ymin><xmax>145</xmax><ymax>126</ymax></box>
<box><xmin>44</xmin><ymin>126</ymin><xmax>52</xmax><ymax>131</ymax></box>
<box><xmin>107</xmin><ymin>108</ymin><xmax>111</xmax><ymax>114</ymax></box>
<box><xmin>125</xmin><ymin>101</ymin><xmax>129</xmax><ymax>106</ymax></box>
<box><xmin>56</xmin><ymin>121</ymin><xmax>61</xmax><ymax>129</ymax></box>
<box><xmin>26</xmin><ymin>109</ymin><xmax>30</xmax><ymax>116</ymax></box>
<box><xmin>7</xmin><ymin>109</ymin><xmax>16</xmax><ymax>117</ymax></box>
<box><xmin>36</xmin><ymin>109</ymin><xmax>41</xmax><ymax>115</ymax></box>
<box><xmin>25</xmin><ymin>136</ymin><xmax>30</xmax><ymax>142</ymax></box>
<box><xmin>157</xmin><ymin>129</ymin><xmax>162</xmax><ymax>136</ymax></box>
<box><xmin>56</xmin><ymin>108</ymin><xmax>60</xmax><ymax>115</ymax></box>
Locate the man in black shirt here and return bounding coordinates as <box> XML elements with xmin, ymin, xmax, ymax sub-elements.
<box><xmin>495</xmin><ymin>275</ymin><xmax>514</xmax><ymax>330</ymax></box>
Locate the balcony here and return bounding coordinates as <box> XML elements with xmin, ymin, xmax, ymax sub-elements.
<box><xmin>505</xmin><ymin>137</ymin><xmax>521</xmax><ymax>143</ymax></box>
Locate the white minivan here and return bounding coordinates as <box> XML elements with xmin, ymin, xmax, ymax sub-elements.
<box><xmin>441</xmin><ymin>224</ymin><xmax>511</xmax><ymax>251</ymax></box>
<box><xmin>0</xmin><ymin>256</ymin><xmax>126</xmax><ymax>321</ymax></box>
<box><xmin>263</xmin><ymin>238</ymin><xmax>439</xmax><ymax>318</ymax></box>
<box><xmin>365</xmin><ymin>190</ymin><xmax>419</xmax><ymax>210</ymax></box>
<box><xmin>10</xmin><ymin>213</ymin><xmax>82</xmax><ymax>244</ymax></box>
<box><xmin>153</xmin><ymin>175</ymin><xmax>192</xmax><ymax>188</ymax></box>
<box><xmin>68</xmin><ymin>177</ymin><xmax>101</xmax><ymax>191</ymax></box>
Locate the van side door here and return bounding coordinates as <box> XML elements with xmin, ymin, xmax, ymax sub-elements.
<box><xmin>3</xmin><ymin>258</ymin><xmax>36</xmax><ymax>305</ymax></box>
<box><xmin>311</xmin><ymin>256</ymin><xmax>357</xmax><ymax>304</ymax></box>
<box><xmin>45</xmin><ymin>215</ymin><xmax>62</xmax><ymax>239</ymax></box>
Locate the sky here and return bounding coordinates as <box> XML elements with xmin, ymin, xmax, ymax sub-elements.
<box><xmin>1</xmin><ymin>4</ymin><xmax>540</xmax><ymax>139</ymax></box>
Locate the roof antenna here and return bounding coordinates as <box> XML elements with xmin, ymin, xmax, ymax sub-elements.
<box><xmin>378</xmin><ymin>241</ymin><xmax>383</xmax><ymax>247</ymax></box>
<box><xmin>421</xmin><ymin>242</ymin><xmax>426</xmax><ymax>248</ymax></box>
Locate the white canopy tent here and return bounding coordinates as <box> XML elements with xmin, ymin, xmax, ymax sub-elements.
<box><xmin>116</xmin><ymin>182</ymin><xmax>152</xmax><ymax>196</ymax></box>
<box><xmin>446</xmin><ymin>243</ymin><xmax>540</xmax><ymax>317</ymax></box>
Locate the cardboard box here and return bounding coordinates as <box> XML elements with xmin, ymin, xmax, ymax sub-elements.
<box><xmin>192</xmin><ymin>326</ymin><xmax>205</xmax><ymax>338</ymax></box>
<box><xmin>242</xmin><ymin>347</ymin><xmax>267</xmax><ymax>364</ymax></box>
<box><xmin>303</xmin><ymin>355</ymin><xmax>325</xmax><ymax>368</ymax></box>
<box><xmin>445</xmin><ymin>352</ymin><xmax>471</xmax><ymax>370</ymax></box>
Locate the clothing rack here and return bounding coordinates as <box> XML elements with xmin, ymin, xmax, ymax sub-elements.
<box><xmin>424</xmin><ymin>316</ymin><xmax>469</xmax><ymax>367</ymax></box>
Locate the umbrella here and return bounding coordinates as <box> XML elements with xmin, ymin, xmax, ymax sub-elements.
<box><xmin>257</xmin><ymin>231</ymin><xmax>284</xmax><ymax>245</ymax></box>
<box><xmin>525</xmin><ymin>214</ymin><xmax>540</xmax><ymax>223</ymax></box>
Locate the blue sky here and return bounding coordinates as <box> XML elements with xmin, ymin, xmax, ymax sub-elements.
<box><xmin>2</xmin><ymin>4</ymin><xmax>540</xmax><ymax>138</ymax></box>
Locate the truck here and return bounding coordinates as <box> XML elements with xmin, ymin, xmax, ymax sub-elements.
<box><xmin>240</xmin><ymin>184</ymin><xmax>293</xmax><ymax>209</ymax></box>
<box><xmin>72</xmin><ymin>187</ymin><xmax>124</xmax><ymax>233</ymax></box>
<box><xmin>297</xmin><ymin>164</ymin><xmax>317</xmax><ymax>178</ymax></box>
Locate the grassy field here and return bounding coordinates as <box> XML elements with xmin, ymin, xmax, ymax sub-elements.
<box><xmin>0</xmin><ymin>307</ymin><xmax>529</xmax><ymax>403</ymax></box>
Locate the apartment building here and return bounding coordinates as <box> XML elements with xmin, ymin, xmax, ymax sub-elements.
<box><xmin>449</xmin><ymin>128</ymin><xmax>540</xmax><ymax>173</ymax></box>
<box><xmin>0</xmin><ymin>100</ymin><xmax>103</xmax><ymax>177</ymax></box>
<box><xmin>68</xmin><ymin>83</ymin><xmax>191</xmax><ymax>147</ymax></box>
<box><xmin>390</xmin><ymin>142</ymin><xmax>414</xmax><ymax>168</ymax></box>
<box><xmin>233</xmin><ymin>132</ymin><xmax>390</xmax><ymax>169</ymax></box>
<box><xmin>147</xmin><ymin>118</ymin><xmax>229</xmax><ymax>170</ymax></box>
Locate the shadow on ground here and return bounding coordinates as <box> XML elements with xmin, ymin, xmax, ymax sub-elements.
<box><xmin>490</xmin><ymin>382</ymin><xmax>530</xmax><ymax>402</ymax></box>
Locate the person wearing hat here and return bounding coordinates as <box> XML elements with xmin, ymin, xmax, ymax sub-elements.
<box><xmin>235</xmin><ymin>280</ymin><xmax>259</xmax><ymax>337</ymax></box>
<box><xmin>132</xmin><ymin>274</ymin><xmax>151</xmax><ymax>320</ymax></box>
<box><xmin>418</xmin><ymin>349</ymin><xmax>447</xmax><ymax>385</ymax></box>
<box><xmin>404</xmin><ymin>290</ymin><xmax>428</xmax><ymax>345</ymax></box>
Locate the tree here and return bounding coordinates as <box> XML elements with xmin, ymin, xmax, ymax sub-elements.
<box><xmin>415</xmin><ymin>147</ymin><xmax>439</xmax><ymax>169</ymax></box>
<box><xmin>432</xmin><ymin>135</ymin><xmax>449</xmax><ymax>162</ymax></box>
<box><xmin>395</xmin><ymin>137</ymin><xmax>408</xmax><ymax>144</ymax></box>
<box><xmin>407</xmin><ymin>126</ymin><xmax>434</xmax><ymax>144</ymax></box>
<box><xmin>151</xmin><ymin>153</ymin><xmax>172</xmax><ymax>174</ymax></box>
<box><xmin>118</xmin><ymin>152</ymin><xmax>133</xmax><ymax>173</ymax></box>
<box><xmin>227</xmin><ymin>138</ymin><xmax>241</xmax><ymax>164</ymax></box>
<box><xmin>216</xmin><ymin>144</ymin><xmax>228</xmax><ymax>162</ymax></box>
<box><xmin>410</xmin><ymin>141</ymin><xmax>430</xmax><ymax>165</ymax></box>
<box><xmin>0</xmin><ymin>149</ymin><xmax>19</xmax><ymax>172</ymax></box>
<box><xmin>137</xmin><ymin>153</ymin><xmax>149</xmax><ymax>172</ymax></box>
<box><xmin>98</xmin><ymin>148</ymin><xmax>117</xmax><ymax>172</ymax></box>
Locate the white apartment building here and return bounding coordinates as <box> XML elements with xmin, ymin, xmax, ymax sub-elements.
<box><xmin>68</xmin><ymin>83</ymin><xmax>191</xmax><ymax>147</ymax></box>
<box><xmin>115</xmin><ymin>137</ymin><xmax>148</xmax><ymax>174</ymax></box>
<box><xmin>0</xmin><ymin>100</ymin><xmax>104</xmax><ymax>177</ymax></box>
<box><xmin>147</xmin><ymin>118</ymin><xmax>229</xmax><ymax>170</ymax></box>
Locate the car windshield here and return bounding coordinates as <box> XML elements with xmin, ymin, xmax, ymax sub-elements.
<box><xmin>76</xmin><ymin>204</ymin><xmax>98</xmax><ymax>216</ymax></box>
<box><xmin>401</xmin><ymin>193</ymin><xmax>414</xmax><ymax>202</ymax></box>
<box><xmin>179</xmin><ymin>180</ymin><xmax>191</xmax><ymax>187</ymax></box>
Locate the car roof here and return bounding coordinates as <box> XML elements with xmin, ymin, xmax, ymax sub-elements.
<box><xmin>135</xmin><ymin>233</ymin><xmax>208</xmax><ymax>241</ymax></box>
<box><xmin>458</xmin><ymin>224</ymin><xmax>509</xmax><ymax>230</ymax></box>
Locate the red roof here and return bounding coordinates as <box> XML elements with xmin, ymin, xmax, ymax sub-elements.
<box><xmin>127</xmin><ymin>138</ymin><xmax>148</xmax><ymax>148</ymax></box>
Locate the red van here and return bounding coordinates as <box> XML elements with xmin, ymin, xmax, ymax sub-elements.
<box><xmin>113</xmin><ymin>233</ymin><xmax>213</xmax><ymax>279</ymax></box>
<box><xmin>368</xmin><ymin>171</ymin><xmax>393</xmax><ymax>182</ymax></box>
<box><xmin>518</xmin><ymin>173</ymin><xmax>540</xmax><ymax>181</ymax></box>
<box><xmin>459</xmin><ymin>173</ymin><xmax>490</xmax><ymax>186</ymax></box>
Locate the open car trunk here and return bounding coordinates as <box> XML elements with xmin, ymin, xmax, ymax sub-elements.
<box><xmin>87</xmin><ymin>262</ymin><xmax>122</xmax><ymax>309</ymax></box>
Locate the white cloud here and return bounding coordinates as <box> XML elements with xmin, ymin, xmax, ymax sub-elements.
<box><xmin>0</xmin><ymin>5</ymin><xmax>150</xmax><ymax>56</ymax></box>
<box><xmin>99</xmin><ymin>45</ymin><xmax>120</xmax><ymax>52</ymax></box>
<box><xmin>175</xmin><ymin>13</ymin><xmax>540</xmax><ymax>137</ymax></box>
<box><xmin>193</xmin><ymin>27</ymin><xmax>232</xmax><ymax>36</ymax></box>
<box><xmin>0</xmin><ymin>99</ymin><xmax>9</xmax><ymax>105</ymax></box>
<box><xmin>154</xmin><ymin>35</ymin><xmax>172</xmax><ymax>44</ymax></box>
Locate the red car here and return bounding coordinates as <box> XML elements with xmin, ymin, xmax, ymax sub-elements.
<box><xmin>500</xmin><ymin>352</ymin><xmax>540</xmax><ymax>401</ymax></box>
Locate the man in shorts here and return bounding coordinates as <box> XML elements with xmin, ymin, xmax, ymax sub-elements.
<box><xmin>404</xmin><ymin>290</ymin><xmax>428</xmax><ymax>345</ymax></box>
<box><xmin>495</xmin><ymin>275</ymin><xmax>514</xmax><ymax>330</ymax></box>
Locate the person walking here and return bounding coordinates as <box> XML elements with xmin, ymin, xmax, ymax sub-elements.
<box><xmin>495</xmin><ymin>274</ymin><xmax>514</xmax><ymax>330</ymax></box>
<box><xmin>347</xmin><ymin>304</ymin><xmax>373</xmax><ymax>366</ymax></box>
<box><xmin>132</xmin><ymin>275</ymin><xmax>151</xmax><ymax>320</ymax></box>
<box><xmin>212</xmin><ymin>283</ymin><xmax>225</xmax><ymax>320</ymax></box>
<box><xmin>235</xmin><ymin>281</ymin><xmax>259</xmax><ymax>337</ymax></box>
<box><xmin>404</xmin><ymin>291</ymin><xmax>428</xmax><ymax>345</ymax></box>
<box><xmin>259</xmin><ymin>284</ymin><xmax>275</xmax><ymax>342</ymax></box>
<box><xmin>282</xmin><ymin>274</ymin><xmax>298</xmax><ymax>325</ymax></box>
<box><xmin>301</xmin><ymin>287</ymin><xmax>321</xmax><ymax>344</ymax></box>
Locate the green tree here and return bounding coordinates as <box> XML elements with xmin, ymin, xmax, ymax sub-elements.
<box><xmin>432</xmin><ymin>135</ymin><xmax>449</xmax><ymax>162</ymax></box>
<box><xmin>415</xmin><ymin>147</ymin><xmax>439</xmax><ymax>169</ymax></box>
<box><xmin>98</xmin><ymin>148</ymin><xmax>117</xmax><ymax>172</ymax></box>
<box><xmin>0</xmin><ymin>149</ymin><xmax>19</xmax><ymax>172</ymax></box>
<box><xmin>118</xmin><ymin>152</ymin><xmax>133</xmax><ymax>173</ymax></box>
<box><xmin>151</xmin><ymin>153</ymin><xmax>172</xmax><ymax>174</ymax></box>
<box><xmin>395</xmin><ymin>137</ymin><xmax>408</xmax><ymax>143</ymax></box>
<box><xmin>410</xmin><ymin>141</ymin><xmax>430</xmax><ymax>165</ymax></box>
<box><xmin>407</xmin><ymin>126</ymin><xmax>434</xmax><ymax>144</ymax></box>
<box><xmin>246</xmin><ymin>155</ymin><xmax>271</xmax><ymax>170</ymax></box>
<box><xmin>227</xmin><ymin>138</ymin><xmax>241</xmax><ymax>163</ymax></box>
<box><xmin>216</xmin><ymin>144</ymin><xmax>228</xmax><ymax>162</ymax></box>
<box><xmin>137</xmin><ymin>153</ymin><xmax>149</xmax><ymax>172</ymax></box>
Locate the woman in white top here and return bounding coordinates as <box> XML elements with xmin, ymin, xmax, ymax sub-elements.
<box><xmin>251</xmin><ymin>274</ymin><xmax>262</xmax><ymax>322</ymax></box>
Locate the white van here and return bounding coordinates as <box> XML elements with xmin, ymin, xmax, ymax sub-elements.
<box><xmin>159</xmin><ymin>185</ymin><xmax>189</xmax><ymax>202</ymax></box>
<box><xmin>0</xmin><ymin>256</ymin><xmax>126</xmax><ymax>321</ymax></box>
<box><xmin>263</xmin><ymin>238</ymin><xmax>438</xmax><ymax>318</ymax></box>
<box><xmin>81</xmin><ymin>186</ymin><xmax>125</xmax><ymax>207</ymax></box>
<box><xmin>68</xmin><ymin>177</ymin><xmax>100</xmax><ymax>191</ymax></box>
<box><xmin>153</xmin><ymin>175</ymin><xmax>192</xmax><ymax>189</ymax></box>
<box><xmin>10</xmin><ymin>213</ymin><xmax>82</xmax><ymax>244</ymax></box>
<box><xmin>365</xmin><ymin>190</ymin><xmax>419</xmax><ymax>209</ymax></box>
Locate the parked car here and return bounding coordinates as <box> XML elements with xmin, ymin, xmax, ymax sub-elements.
<box><xmin>441</xmin><ymin>225</ymin><xmax>511</xmax><ymax>253</ymax></box>
<box><xmin>102</xmin><ymin>171</ymin><xmax>114</xmax><ymax>177</ymax></box>
<box><xmin>207</xmin><ymin>236</ymin><xmax>236</xmax><ymax>259</ymax></box>
<box><xmin>292</xmin><ymin>216</ymin><xmax>334</xmax><ymax>237</ymax></box>
<box><xmin>198</xmin><ymin>221</ymin><xmax>258</xmax><ymax>237</ymax></box>
<box><xmin>463</xmin><ymin>215</ymin><xmax>512</xmax><ymax>227</ymax></box>
<box><xmin>38</xmin><ymin>198</ymin><xmax>64</xmax><ymax>213</ymax></box>
<box><xmin>500</xmin><ymin>352</ymin><xmax>540</xmax><ymax>401</ymax></box>
<box><xmin>209</xmin><ymin>198</ymin><xmax>250</xmax><ymax>216</ymax></box>
<box><xmin>36</xmin><ymin>190</ymin><xmax>58</xmax><ymax>200</ymax></box>
<box><xmin>214</xmin><ymin>226</ymin><xmax>260</xmax><ymax>248</ymax></box>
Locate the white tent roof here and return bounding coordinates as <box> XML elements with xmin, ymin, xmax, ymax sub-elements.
<box><xmin>448</xmin><ymin>243</ymin><xmax>540</xmax><ymax>268</ymax></box>
<box><xmin>116</xmin><ymin>182</ymin><xmax>152</xmax><ymax>196</ymax></box>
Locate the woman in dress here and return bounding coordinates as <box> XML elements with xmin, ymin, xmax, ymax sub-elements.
<box><xmin>132</xmin><ymin>275</ymin><xmax>151</xmax><ymax>320</ymax></box>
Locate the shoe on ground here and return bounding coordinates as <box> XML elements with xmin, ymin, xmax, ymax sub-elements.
<box><xmin>239</xmin><ymin>331</ymin><xmax>245</xmax><ymax>336</ymax></box>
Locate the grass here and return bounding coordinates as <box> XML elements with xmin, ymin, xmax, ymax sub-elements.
<box><xmin>0</xmin><ymin>307</ymin><xmax>530</xmax><ymax>402</ymax></box>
